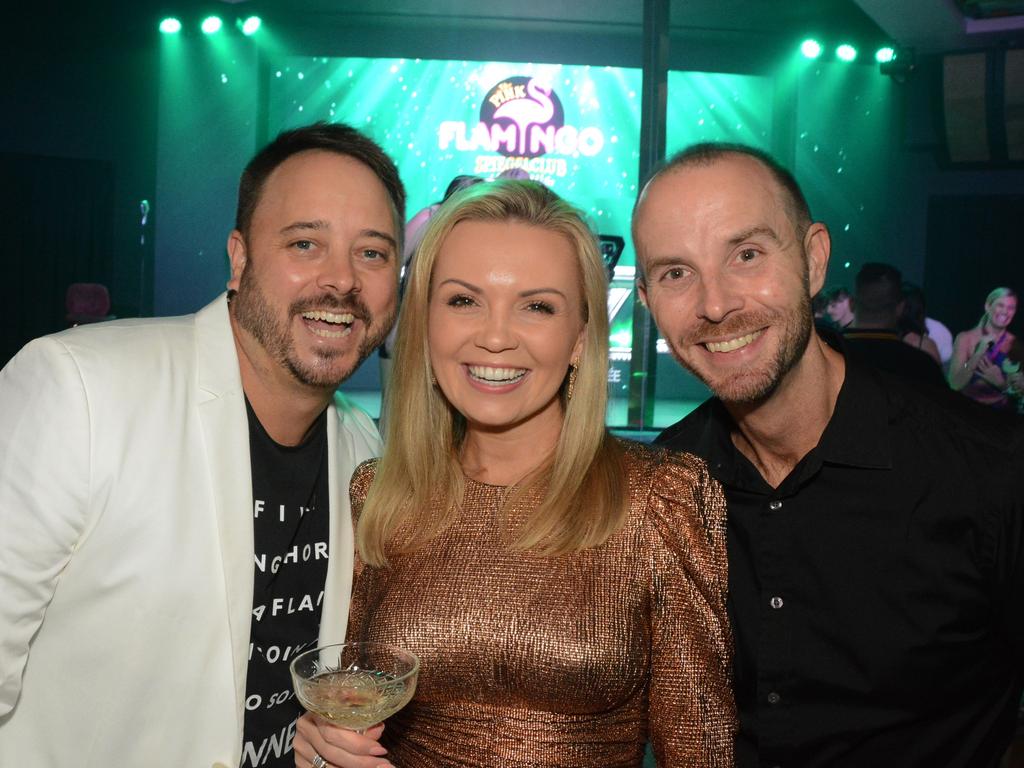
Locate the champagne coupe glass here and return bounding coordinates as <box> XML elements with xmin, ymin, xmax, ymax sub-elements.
<box><xmin>290</xmin><ymin>642</ymin><xmax>419</xmax><ymax>732</ymax></box>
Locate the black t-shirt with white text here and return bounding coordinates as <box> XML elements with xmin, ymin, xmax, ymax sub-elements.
<box><xmin>241</xmin><ymin>399</ymin><xmax>330</xmax><ymax>768</ymax></box>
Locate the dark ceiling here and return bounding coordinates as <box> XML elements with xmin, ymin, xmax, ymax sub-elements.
<box><xmin>51</xmin><ymin>0</ymin><xmax>880</xmax><ymax>41</ymax></box>
<box><xmin>20</xmin><ymin>0</ymin><xmax>1019</xmax><ymax>55</ymax></box>
<box><xmin>205</xmin><ymin>0</ymin><xmax>887</xmax><ymax>40</ymax></box>
<box><xmin>194</xmin><ymin>0</ymin><xmax>1022</xmax><ymax>51</ymax></box>
<box><xmin>955</xmin><ymin>0</ymin><xmax>1024</xmax><ymax>18</ymax></box>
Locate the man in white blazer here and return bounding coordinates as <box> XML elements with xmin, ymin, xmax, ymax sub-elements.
<box><xmin>0</xmin><ymin>122</ymin><xmax>405</xmax><ymax>767</ymax></box>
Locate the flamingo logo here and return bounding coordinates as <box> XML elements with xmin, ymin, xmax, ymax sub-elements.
<box><xmin>439</xmin><ymin>74</ymin><xmax>603</xmax><ymax>161</ymax></box>
<box><xmin>480</xmin><ymin>76</ymin><xmax>565</xmax><ymax>158</ymax></box>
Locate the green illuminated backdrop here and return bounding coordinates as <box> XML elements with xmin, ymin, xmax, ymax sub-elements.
<box><xmin>617</xmin><ymin>70</ymin><xmax>774</xmax><ymax>425</ymax></box>
<box><xmin>266</xmin><ymin>57</ymin><xmax>776</xmax><ymax>424</ymax></box>
<box><xmin>269</xmin><ymin>57</ymin><xmax>643</xmax><ymax>265</ymax></box>
<box><xmin>149</xmin><ymin>32</ymin><xmax>955</xmax><ymax>429</ymax></box>
<box><xmin>667</xmin><ymin>70</ymin><xmax>773</xmax><ymax>151</ymax></box>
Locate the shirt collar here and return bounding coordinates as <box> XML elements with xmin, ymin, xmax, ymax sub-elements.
<box><xmin>842</xmin><ymin>327</ymin><xmax>902</xmax><ymax>341</ymax></box>
<box><xmin>815</xmin><ymin>355</ymin><xmax>893</xmax><ymax>470</ymax></box>
<box><xmin>693</xmin><ymin>331</ymin><xmax>893</xmax><ymax>483</ymax></box>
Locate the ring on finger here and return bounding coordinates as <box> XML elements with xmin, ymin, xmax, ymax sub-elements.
<box><xmin>311</xmin><ymin>754</ymin><xmax>329</xmax><ymax>768</ymax></box>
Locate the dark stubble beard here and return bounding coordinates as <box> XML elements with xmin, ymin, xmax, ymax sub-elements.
<box><xmin>232</xmin><ymin>265</ymin><xmax>395</xmax><ymax>390</ymax></box>
<box><xmin>673</xmin><ymin>269</ymin><xmax>814</xmax><ymax>406</ymax></box>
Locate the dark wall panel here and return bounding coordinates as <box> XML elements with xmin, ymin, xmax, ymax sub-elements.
<box><xmin>924</xmin><ymin>194</ymin><xmax>1024</xmax><ymax>336</ymax></box>
<box><xmin>0</xmin><ymin>154</ymin><xmax>114</xmax><ymax>365</ymax></box>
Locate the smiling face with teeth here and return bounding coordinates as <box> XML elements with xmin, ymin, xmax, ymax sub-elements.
<box><xmin>984</xmin><ymin>292</ymin><xmax>1017</xmax><ymax>333</ymax></box>
<box><xmin>427</xmin><ymin>219</ymin><xmax>586</xmax><ymax>439</ymax></box>
<box><xmin>227</xmin><ymin>150</ymin><xmax>399</xmax><ymax>394</ymax></box>
<box><xmin>634</xmin><ymin>152</ymin><xmax>830</xmax><ymax>405</ymax></box>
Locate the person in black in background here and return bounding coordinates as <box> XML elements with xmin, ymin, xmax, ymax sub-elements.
<box><xmin>898</xmin><ymin>282</ymin><xmax>943</xmax><ymax>366</ymax></box>
<box><xmin>632</xmin><ymin>141</ymin><xmax>1024</xmax><ymax>768</ymax></box>
<box><xmin>811</xmin><ymin>291</ymin><xmax>828</xmax><ymax>323</ymax></box>
<box><xmin>841</xmin><ymin>262</ymin><xmax>946</xmax><ymax>388</ymax></box>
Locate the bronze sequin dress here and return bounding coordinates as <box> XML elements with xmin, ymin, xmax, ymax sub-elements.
<box><xmin>347</xmin><ymin>441</ymin><xmax>735</xmax><ymax>767</ymax></box>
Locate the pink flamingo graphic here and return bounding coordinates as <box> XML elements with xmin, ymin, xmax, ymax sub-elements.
<box><xmin>493</xmin><ymin>79</ymin><xmax>555</xmax><ymax>155</ymax></box>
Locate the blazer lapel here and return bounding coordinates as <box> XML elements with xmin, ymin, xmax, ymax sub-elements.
<box><xmin>194</xmin><ymin>294</ymin><xmax>254</xmax><ymax>730</ymax></box>
<box><xmin>319</xmin><ymin>404</ymin><xmax>355</xmax><ymax>648</ymax></box>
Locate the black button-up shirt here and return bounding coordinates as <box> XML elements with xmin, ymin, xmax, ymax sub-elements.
<box><xmin>841</xmin><ymin>327</ymin><xmax>947</xmax><ymax>390</ymax></box>
<box><xmin>657</xmin><ymin>354</ymin><xmax>1024</xmax><ymax>768</ymax></box>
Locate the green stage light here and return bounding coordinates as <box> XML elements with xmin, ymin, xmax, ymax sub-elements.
<box><xmin>201</xmin><ymin>16</ymin><xmax>223</xmax><ymax>34</ymax></box>
<box><xmin>836</xmin><ymin>44</ymin><xmax>858</xmax><ymax>62</ymax></box>
<box><xmin>875</xmin><ymin>47</ymin><xmax>895</xmax><ymax>63</ymax></box>
<box><xmin>159</xmin><ymin>17</ymin><xmax>182</xmax><ymax>34</ymax></box>
<box><xmin>240</xmin><ymin>16</ymin><xmax>262</xmax><ymax>35</ymax></box>
<box><xmin>800</xmin><ymin>39</ymin><xmax>823</xmax><ymax>59</ymax></box>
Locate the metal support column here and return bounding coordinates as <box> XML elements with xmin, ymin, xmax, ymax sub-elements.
<box><xmin>626</xmin><ymin>0</ymin><xmax>669</xmax><ymax>430</ymax></box>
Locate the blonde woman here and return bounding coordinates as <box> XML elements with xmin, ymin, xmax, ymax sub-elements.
<box><xmin>294</xmin><ymin>180</ymin><xmax>735</xmax><ymax>767</ymax></box>
<box><xmin>949</xmin><ymin>287</ymin><xmax>1022</xmax><ymax>409</ymax></box>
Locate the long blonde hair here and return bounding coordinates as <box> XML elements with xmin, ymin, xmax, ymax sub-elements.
<box><xmin>357</xmin><ymin>180</ymin><xmax>625</xmax><ymax>566</ymax></box>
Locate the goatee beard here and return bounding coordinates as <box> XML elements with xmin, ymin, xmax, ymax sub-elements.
<box><xmin>674</xmin><ymin>291</ymin><xmax>813</xmax><ymax>406</ymax></box>
<box><xmin>232</xmin><ymin>267</ymin><xmax>394</xmax><ymax>389</ymax></box>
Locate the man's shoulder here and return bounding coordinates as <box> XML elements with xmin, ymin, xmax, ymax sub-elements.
<box><xmin>871</xmin><ymin>363</ymin><xmax>1018</xmax><ymax>453</ymax></box>
<box><xmin>843</xmin><ymin>331</ymin><xmax>946</xmax><ymax>388</ymax></box>
<box><xmin>53</xmin><ymin>313</ymin><xmax>193</xmax><ymax>344</ymax></box>
<box><xmin>10</xmin><ymin>313</ymin><xmax>198</xmax><ymax>376</ymax></box>
<box><xmin>925</xmin><ymin>317</ymin><xmax>954</xmax><ymax>355</ymax></box>
<box><xmin>653</xmin><ymin>398</ymin><xmax>718</xmax><ymax>452</ymax></box>
<box><xmin>23</xmin><ymin>296</ymin><xmax>231</xmax><ymax>368</ymax></box>
<box><xmin>330</xmin><ymin>393</ymin><xmax>382</xmax><ymax>461</ymax></box>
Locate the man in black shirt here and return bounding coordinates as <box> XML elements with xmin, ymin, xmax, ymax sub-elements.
<box><xmin>632</xmin><ymin>142</ymin><xmax>1023</xmax><ymax>767</ymax></box>
<box><xmin>842</xmin><ymin>261</ymin><xmax>946</xmax><ymax>388</ymax></box>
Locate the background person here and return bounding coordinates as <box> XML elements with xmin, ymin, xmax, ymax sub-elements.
<box><xmin>295</xmin><ymin>180</ymin><xmax>736</xmax><ymax>768</ymax></box>
<box><xmin>841</xmin><ymin>262</ymin><xmax>945</xmax><ymax>388</ymax></box>
<box><xmin>925</xmin><ymin>315</ymin><xmax>955</xmax><ymax>369</ymax></box>
<box><xmin>811</xmin><ymin>291</ymin><xmax>829</xmax><ymax>322</ymax></box>
<box><xmin>399</xmin><ymin>175</ymin><xmax>485</xmax><ymax>279</ymax></box>
<box><xmin>898</xmin><ymin>282</ymin><xmax>942</xmax><ymax>365</ymax></box>
<box><xmin>824</xmin><ymin>286</ymin><xmax>853</xmax><ymax>328</ymax></box>
<box><xmin>379</xmin><ymin>174</ymin><xmax>486</xmax><ymax>425</ymax></box>
<box><xmin>949</xmin><ymin>287</ymin><xmax>1023</xmax><ymax>411</ymax></box>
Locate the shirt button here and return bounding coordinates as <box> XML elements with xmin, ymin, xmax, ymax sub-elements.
<box><xmin>768</xmin><ymin>500</ymin><xmax>783</xmax><ymax>511</ymax></box>
<box><xmin>770</xmin><ymin>596</ymin><xmax>784</xmax><ymax>609</ymax></box>
<box><xmin>767</xmin><ymin>691</ymin><xmax>781</xmax><ymax>705</ymax></box>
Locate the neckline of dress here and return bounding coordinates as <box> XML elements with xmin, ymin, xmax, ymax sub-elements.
<box><xmin>462</xmin><ymin>470</ymin><xmax>514</xmax><ymax>491</ymax></box>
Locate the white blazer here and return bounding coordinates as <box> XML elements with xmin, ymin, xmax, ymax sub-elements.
<box><xmin>0</xmin><ymin>295</ymin><xmax>380</xmax><ymax>767</ymax></box>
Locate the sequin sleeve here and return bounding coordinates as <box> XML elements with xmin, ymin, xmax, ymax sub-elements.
<box><xmin>644</xmin><ymin>449</ymin><xmax>735</xmax><ymax>766</ymax></box>
<box><xmin>345</xmin><ymin>458</ymin><xmax>378</xmax><ymax>642</ymax></box>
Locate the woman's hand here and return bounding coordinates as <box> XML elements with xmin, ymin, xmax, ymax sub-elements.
<box><xmin>976</xmin><ymin>356</ymin><xmax>1007</xmax><ymax>389</ymax></box>
<box><xmin>293</xmin><ymin>712</ymin><xmax>394</xmax><ymax>768</ymax></box>
<box><xmin>973</xmin><ymin>335</ymin><xmax>997</xmax><ymax>357</ymax></box>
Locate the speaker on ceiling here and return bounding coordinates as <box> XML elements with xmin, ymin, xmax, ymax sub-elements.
<box><xmin>941</xmin><ymin>48</ymin><xmax>1023</xmax><ymax>167</ymax></box>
